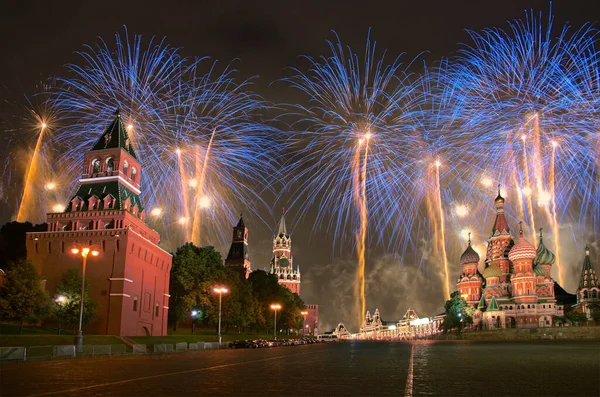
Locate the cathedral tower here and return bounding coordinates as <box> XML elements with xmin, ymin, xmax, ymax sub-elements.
<box><xmin>26</xmin><ymin>112</ymin><xmax>172</xmax><ymax>336</ymax></box>
<box><xmin>270</xmin><ymin>209</ymin><xmax>300</xmax><ymax>294</ymax></box>
<box><xmin>224</xmin><ymin>215</ymin><xmax>251</xmax><ymax>279</ymax></box>
<box><xmin>456</xmin><ymin>233</ymin><xmax>483</xmax><ymax>305</ymax></box>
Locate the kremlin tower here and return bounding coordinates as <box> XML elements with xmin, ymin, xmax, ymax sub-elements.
<box><xmin>224</xmin><ymin>215</ymin><xmax>252</xmax><ymax>279</ymax></box>
<box><xmin>269</xmin><ymin>210</ymin><xmax>300</xmax><ymax>294</ymax></box>
<box><xmin>26</xmin><ymin>112</ymin><xmax>172</xmax><ymax>336</ymax></box>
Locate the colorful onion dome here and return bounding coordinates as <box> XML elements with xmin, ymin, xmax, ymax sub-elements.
<box><xmin>460</xmin><ymin>235</ymin><xmax>480</xmax><ymax>265</ymax></box>
<box><xmin>534</xmin><ymin>228</ymin><xmax>556</xmax><ymax>267</ymax></box>
<box><xmin>482</xmin><ymin>265</ymin><xmax>502</xmax><ymax>279</ymax></box>
<box><xmin>533</xmin><ymin>265</ymin><xmax>547</xmax><ymax>277</ymax></box>
<box><xmin>508</xmin><ymin>222</ymin><xmax>537</xmax><ymax>262</ymax></box>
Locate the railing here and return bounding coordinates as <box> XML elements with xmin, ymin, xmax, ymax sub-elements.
<box><xmin>0</xmin><ymin>341</ymin><xmax>230</xmax><ymax>362</ymax></box>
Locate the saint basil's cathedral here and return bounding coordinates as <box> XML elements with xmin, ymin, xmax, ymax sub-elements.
<box><xmin>457</xmin><ymin>188</ymin><xmax>599</xmax><ymax>328</ymax></box>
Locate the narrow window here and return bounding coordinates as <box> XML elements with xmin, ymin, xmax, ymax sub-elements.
<box><xmin>61</xmin><ymin>241</ymin><xmax>65</xmax><ymax>253</ymax></box>
<box><xmin>133</xmin><ymin>296</ymin><xmax>138</xmax><ymax>311</ymax></box>
<box><xmin>102</xmin><ymin>240</ymin><xmax>106</xmax><ymax>252</ymax></box>
<box><xmin>106</xmin><ymin>157</ymin><xmax>114</xmax><ymax>173</ymax></box>
<box><xmin>48</xmin><ymin>242</ymin><xmax>51</xmax><ymax>254</ymax></box>
<box><xmin>116</xmin><ymin>240</ymin><xmax>120</xmax><ymax>252</ymax></box>
<box><xmin>92</xmin><ymin>159</ymin><xmax>101</xmax><ymax>173</ymax></box>
<box><xmin>155</xmin><ymin>303</ymin><xmax>159</xmax><ymax>317</ymax></box>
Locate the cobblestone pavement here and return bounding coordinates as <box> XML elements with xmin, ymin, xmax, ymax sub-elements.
<box><xmin>1</xmin><ymin>341</ymin><xmax>598</xmax><ymax>396</ymax></box>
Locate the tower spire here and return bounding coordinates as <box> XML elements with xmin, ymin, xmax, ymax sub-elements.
<box><xmin>277</xmin><ymin>207</ymin><xmax>288</xmax><ymax>237</ymax></box>
<box><xmin>491</xmin><ymin>185</ymin><xmax>510</xmax><ymax>235</ymax></box>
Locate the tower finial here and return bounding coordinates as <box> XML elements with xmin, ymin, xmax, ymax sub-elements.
<box><xmin>114</xmin><ymin>108</ymin><xmax>120</xmax><ymax>117</ymax></box>
<box><xmin>468</xmin><ymin>232</ymin><xmax>471</xmax><ymax>245</ymax></box>
<box><xmin>586</xmin><ymin>245</ymin><xmax>590</xmax><ymax>255</ymax></box>
<box><xmin>519</xmin><ymin>221</ymin><xmax>523</xmax><ymax>237</ymax></box>
<box><xmin>498</xmin><ymin>184</ymin><xmax>501</xmax><ymax>196</ymax></box>
<box><xmin>282</xmin><ymin>207</ymin><xmax>285</xmax><ymax>214</ymax></box>
<box><xmin>539</xmin><ymin>227</ymin><xmax>543</xmax><ymax>241</ymax></box>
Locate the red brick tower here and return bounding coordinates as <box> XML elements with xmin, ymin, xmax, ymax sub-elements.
<box><xmin>270</xmin><ymin>209</ymin><xmax>300</xmax><ymax>294</ymax></box>
<box><xmin>224</xmin><ymin>215</ymin><xmax>251</xmax><ymax>279</ymax></box>
<box><xmin>484</xmin><ymin>186</ymin><xmax>514</xmax><ymax>301</ymax></box>
<box><xmin>456</xmin><ymin>233</ymin><xmax>483</xmax><ymax>305</ymax></box>
<box><xmin>26</xmin><ymin>112</ymin><xmax>172</xmax><ymax>336</ymax></box>
<box><xmin>509</xmin><ymin>222</ymin><xmax>539</xmax><ymax>327</ymax></box>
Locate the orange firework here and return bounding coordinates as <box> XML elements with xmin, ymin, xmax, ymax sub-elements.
<box><xmin>353</xmin><ymin>133</ymin><xmax>369</xmax><ymax>327</ymax></box>
<box><xmin>434</xmin><ymin>160</ymin><xmax>451</xmax><ymax>300</ymax></box>
<box><xmin>17</xmin><ymin>122</ymin><xmax>47</xmax><ymax>222</ymax></box>
<box><xmin>192</xmin><ymin>129</ymin><xmax>216</xmax><ymax>246</ymax></box>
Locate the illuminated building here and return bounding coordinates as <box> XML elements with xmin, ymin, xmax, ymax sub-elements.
<box><xmin>354</xmin><ymin>308</ymin><xmax>443</xmax><ymax>340</ymax></box>
<box><xmin>269</xmin><ymin>210</ymin><xmax>300</xmax><ymax>294</ymax></box>
<box><xmin>572</xmin><ymin>246</ymin><xmax>600</xmax><ymax>320</ymax></box>
<box><xmin>26</xmin><ymin>113</ymin><xmax>172</xmax><ymax>336</ymax></box>
<box><xmin>456</xmin><ymin>188</ymin><xmax>568</xmax><ymax>329</ymax></box>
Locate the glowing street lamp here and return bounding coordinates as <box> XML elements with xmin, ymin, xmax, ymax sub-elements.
<box><xmin>213</xmin><ymin>287</ymin><xmax>229</xmax><ymax>343</ymax></box>
<box><xmin>70</xmin><ymin>245</ymin><xmax>99</xmax><ymax>352</ymax></box>
<box><xmin>191</xmin><ymin>310</ymin><xmax>199</xmax><ymax>334</ymax></box>
<box><xmin>270</xmin><ymin>304</ymin><xmax>282</xmax><ymax>341</ymax></box>
<box><xmin>301</xmin><ymin>310</ymin><xmax>308</xmax><ymax>336</ymax></box>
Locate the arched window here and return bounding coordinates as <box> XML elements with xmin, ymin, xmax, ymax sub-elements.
<box><xmin>123</xmin><ymin>160</ymin><xmax>129</xmax><ymax>175</ymax></box>
<box><xmin>106</xmin><ymin>157</ymin><xmax>114</xmax><ymax>173</ymax></box>
<box><xmin>593</xmin><ymin>290</ymin><xmax>598</xmax><ymax>298</ymax></box>
<box><xmin>92</xmin><ymin>159</ymin><xmax>101</xmax><ymax>173</ymax></box>
<box><xmin>583</xmin><ymin>290</ymin><xmax>589</xmax><ymax>299</ymax></box>
<box><xmin>131</xmin><ymin>167</ymin><xmax>137</xmax><ymax>183</ymax></box>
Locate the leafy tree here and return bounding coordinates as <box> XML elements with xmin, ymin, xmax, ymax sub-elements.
<box><xmin>566</xmin><ymin>311</ymin><xmax>588</xmax><ymax>325</ymax></box>
<box><xmin>592</xmin><ymin>311</ymin><xmax>600</xmax><ymax>324</ymax></box>
<box><xmin>0</xmin><ymin>259</ymin><xmax>50</xmax><ymax>333</ymax></box>
<box><xmin>169</xmin><ymin>244</ymin><xmax>227</xmax><ymax>329</ymax></box>
<box><xmin>441</xmin><ymin>291</ymin><xmax>473</xmax><ymax>333</ymax></box>
<box><xmin>54</xmin><ymin>268</ymin><xmax>99</xmax><ymax>333</ymax></box>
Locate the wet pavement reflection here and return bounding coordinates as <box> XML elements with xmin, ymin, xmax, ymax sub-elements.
<box><xmin>1</xmin><ymin>340</ymin><xmax>598</xmax><ymax>396</ymax></box>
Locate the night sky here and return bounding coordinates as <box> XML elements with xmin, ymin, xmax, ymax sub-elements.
<box><xmin>1</xmin><ymin>0</ymin><xmax>598</xmax><ymax>330</ymax></box>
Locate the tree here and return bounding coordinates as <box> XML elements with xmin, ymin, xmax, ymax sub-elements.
<box><xmin>566</xmin><ymin>311</ymin><xmax>588</xmax><ymax>326</ymax></box>
<box><xmin>54</xmin><ymin>268</ymin><xmax>99</xmax><ymax>333</ymax></box>
<box><xmin>168</xmin><ymin>244</ymin><xmax>227</xmax><ymax>329</ymax></box>
<box><xmin>0</xmin><ymin>259</ymin><xmax>50</xmax><ymax>333</ymax></box>
<box><xmin>441</xmin><ymin>291</ymin><xmax>473</xmax><ymax>333</ymax></box>
<box><xmin>592</xmin><ymin>311</ymin><xmax>600</xmax><ymax>324</ymax></box>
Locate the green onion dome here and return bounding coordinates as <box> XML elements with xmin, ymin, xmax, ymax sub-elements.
<box><xmin>534</xmin><ymin>230</ymin><xmax>556</xmax><ymax>267</ymax></box>
<box><xmin>533</xmin><ymin>265</ymin><xmax>547</xmax><ymax>277</ymax></box>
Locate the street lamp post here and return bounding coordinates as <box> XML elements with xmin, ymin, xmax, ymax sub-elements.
<box><xmin>301</xmin><ymin>310</ymin><xmax>308</xmax><ymax>336</ymax></box>
<box><xmin>270</xmin><ymin>304</ymin><xmax>281</xmax><ymax>341</ymax></box>
<box><xmin>70</xmin><ymin>245</ymin><xmax>99</xmax><ymax>352</ymax></box>
<box><xmin>213</xmin><ymin>287</ymin><xmax>229</xmax><ymax>344</ymax></box>
<box><xmin>191</xmin><ymin>310</ymin><xmax>198</xmax><ymax>334</ymax></box>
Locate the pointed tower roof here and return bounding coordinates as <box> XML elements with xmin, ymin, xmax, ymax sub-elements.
<box><xmin>276</xmin><ymin>208</ymin><xmax>288</xmax><ymax>237</ymax></box>
<box><xmin>491</xmin><ymin>185</ymin><xmax>510</xmax><ymax>236</ymax></box>
<box><xmin>91</xmin><ymin>110</ymin><xmax>137</xmax><ymax>158</ymax></box>
<box><xmin>477</xmin><ymin>295</ymin><xmax>487</xmax><ymax>311</ymax></box>
<box><xmin>578</xmin><ymin>245</ymin><xmax>599</xmax><ymax>290</ymax></box>
<box><xmin>487</xmin><ymin>296</ymin><xmax>500</xmax><ymax>311</ymax></box>
<box><xmin>534</xmin><ymin>228</ymin><xmax>556</xmax><ymax>267</ymax></box>
<box><xmin>236</xmin><ymin>214</ymin><xmax>245</xmax><ymax>228</ymax></box>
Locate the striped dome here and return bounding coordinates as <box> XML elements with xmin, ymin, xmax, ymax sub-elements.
<box><xmin>534</xmin><ymin>235</ymin><xmax>556</xmax><ymax>267</ymax></box>
<box><xmin>482</xmin><ymin>265</ymin><xmax>502</xmax><ymax>278</ymax></box>
<box><xmin>460</xmin><ymin>243</ymin><xmax>480</xmax><ymax>265</ymax></box>
<box><xmin>508</xmin><ymin>229</ymin><xmax>537</xmax><ymax>262</ymax></box>
<box><xmin>533</xmin><ymin>265</ymin><xmax>547</xmax><ymax>277</ymax></box>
